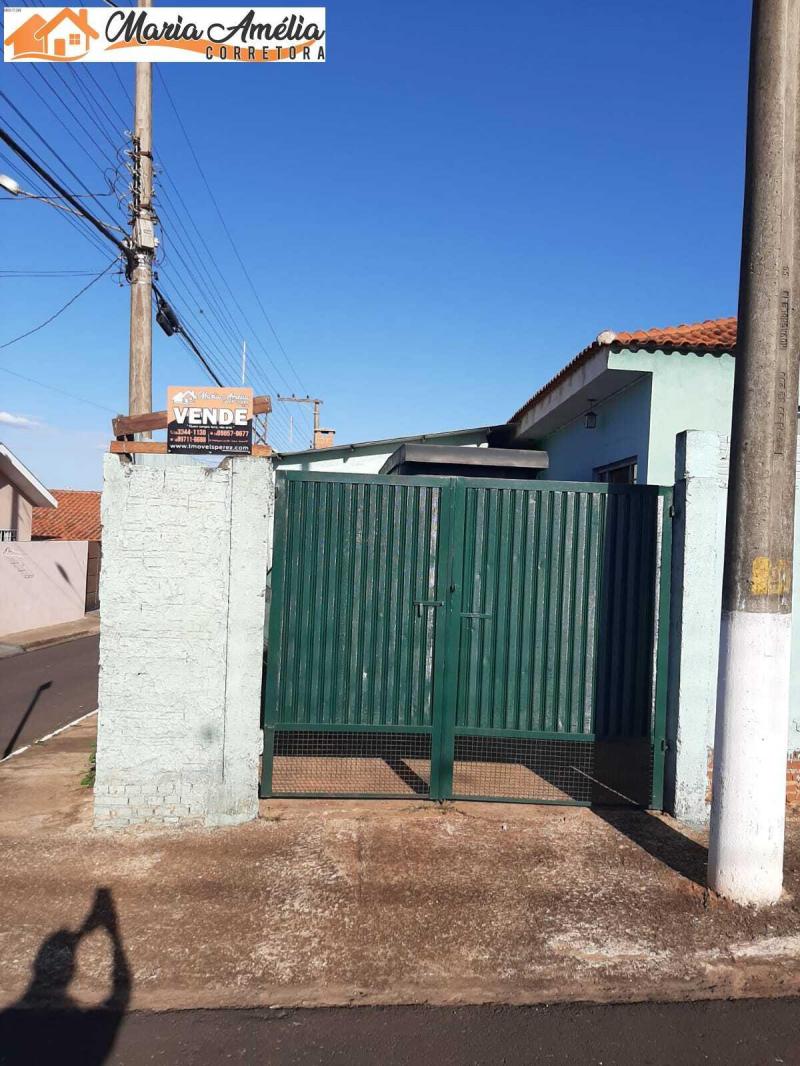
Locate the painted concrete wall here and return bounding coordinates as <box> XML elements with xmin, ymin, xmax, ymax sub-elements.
<box><xmin>537</xmin><ymin>376</ymin><xmax>652</xmax><ymax>482</ymax></box>
<box><xmin>0</xmin><ymin>540</ymin><xmax>88</xmax><ymax>637</ymax></box>
<box><xmin>665</xmin><ymin>432</ymin><xmax>728</xmax><ymax>824</ymax></box>
<box><xmin>276</xmin><ymin>429</ymin><xmax>490</xmax><ymax>475</ymax></box>
<box><xmin>94</xmin><ymin>455</ymin><xmax>273</xmax><ymax>829</ymax></box>
<box><xmin>0</xmin><ymin>474</ymin><xmax>33</xmax><ymax>541</ymax></box>
<box><xmin>622</xmin><ymin>349</ymin><xmax>736</xmax><ymax>485</ymax></box>
<box><xmin>666</xmin><ymin>430</ymin><xmax>800</xmax><ymax>824</ymax></box>
<box><xmin>535</xmin><ymin>349</ymin><xmax>735</xmax><ymax>487</ymax></box>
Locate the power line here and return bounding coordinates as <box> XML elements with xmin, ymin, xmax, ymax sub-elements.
<box><xmin>0</xmin><ymin>109</ymin><xmax>127</xmax><ymax>237</ymax></box>
<box><xmin>156</xmin><ymin>70</ymin><xmax>309</xmax><ymax>396</ymax></box>
<box><xmin>0</xmin><ymin>147</ymin><xmax>113</xmax><ymax>259</ymax></box>
<box><xmin>0</xmin><ymin>269</ymin><xmax>106</xmax><ymax>277</ymax></box>
<box><xmin>0</xmin><ymin>258</ymin><xmax>119</xmax><ymax>350</ymax></box>
<box><xmin>0</xmin><ymin>84</ymin><xmax>124</xmax><ymax>219</ymax></box>
<box><xmin>0</xmin><ymin>364</ymin><xmax>116</xmax><ymax>414</ymax></box>
<box><xmin>0</xmin><ymin>126</ymin><xmax>229</xmax><ymax>391</ymax></box>
<box><xmin>154</xmin><ymin>189</ymin><xmax>297</xmax><ymax>442</ymax></box>
<box><xmin>8</xmin><ymin>63</ymin><xmax>120</xmax><ymax>183</ymax></box>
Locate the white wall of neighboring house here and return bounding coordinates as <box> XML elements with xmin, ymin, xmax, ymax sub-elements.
<box><xmin>276</xmin><ymin>428</ymin><xmax>493</xmax><ymax>476</ymax></box>
<box><xmin>0</xmin><ymin>540</ymin><xmax>89</xmax><ymax>637</ymax></box>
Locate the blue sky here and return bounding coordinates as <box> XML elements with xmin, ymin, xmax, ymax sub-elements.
<box><xmin>0</xmin><ymin>0</ymin><xmax>751</xmax><ymax>488</ymax></box>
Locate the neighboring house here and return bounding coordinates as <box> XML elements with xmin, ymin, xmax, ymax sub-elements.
<box><xmin>32</xmin><ymin>489</ymin><xmax>102</xmax><ymax>611</ymax></box>
<box><xmin>34</xmin><ymin>7</ymin><xmax>98</xmax><ymax>58</ymax></box>
<box><xmin>276</xmin><ymin>425</ymin><xmax>502</xmax><ymax>475</ymax></box>
<box><xmin>0</xmin><ymin>449</ymin><xmax>94</xmax><ymax>637</ymax></box>
<box><xmin>508</xmin><ymin>318</ymin><xmax>737</xmax><ymax>485</ymax></box>
<box><xmin>0</xmin><ymin>442</ymin><xmax>57</xmax><ymax>542</ymax></box>
<box><xmin>503</xmin><ymin>315</ymin><xmax>800</xmax><ymax>822</ymax></box>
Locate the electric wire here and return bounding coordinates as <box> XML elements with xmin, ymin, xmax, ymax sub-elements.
<box><xmin>155</xmin><ymin>177</ymin><xmax>303</xmax><ymax>440</ymax></box>
<box><xmin>0</xmin><ymin>258</ymin><xmax>120</xmax><ymax>350</ymax></box>
<box><xmin>0</xmin><ymin>146</ymin><xmax>116</xmax><ymax>259</ymax></box>
<box><xmin>6</xmin><ymin>66</ymin><xmax>120</xmax><ymax>180</ymax></box>
<box><xmin>161</xmin><ymin>68</ymin><xmax>307</xmax><ymax>389</ymax></box>
<box><xmin>1</xmin><ymin>13</ymin><xmax>305</xmax><ymax>434</ymax></box>
<box><xmin>155</xmin><ymin>71</ymin><xmax>312</xmax><ymax>416</ymax></box>
<box><xmin>154</xmin><ymin>187</ymin><xmax>297</xmax><ymax>442</ymax></box>
<box><xmin>0</xmin><ymin>364</ymin><xmax>117</xmax><ymax>414</ymax></box>
<box><xmin>0</xmin><ymin>97</ymin><xmax>126</xmax><ymax>231</ymax></box>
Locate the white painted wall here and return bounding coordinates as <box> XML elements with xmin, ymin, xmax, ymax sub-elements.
<box><xmin>276</xmin><ymin>429</ymin><xmax>491</xmax><ymax>475</ymax></box>
<box><xmin>94</xmin><ymin>454</ymin><xmax>273</xmax><ymax>828</ymax></box>
<box><xmin>0</xmin><ymin>540</ymin><xmax>88</xmax><ymax>637</ymax></box>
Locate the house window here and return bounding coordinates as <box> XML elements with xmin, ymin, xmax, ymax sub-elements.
<box><xmin>69</xmin><ymin>33</ymin><xmax>81</xmax><ymax>45</ymax></box>
<box><xmin>0</xmin><ymin>529</ymin><xmax>17</xmax><ymax>542</ymax></box>
<box><xmin>594</xmin><ymin>457</ymin><xmax>638</xmax><ymax>484</ymax></box>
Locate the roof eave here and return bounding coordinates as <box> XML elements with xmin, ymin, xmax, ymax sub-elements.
<box><xmin>0</xmin><ymin>444</ymin><xmax>57</xmax><ymax>509</ymax></box>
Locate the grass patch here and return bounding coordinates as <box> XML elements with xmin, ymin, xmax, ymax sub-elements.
<box><xmin>81</xmin><ymin>746</ymin><xmax>96</xmax><ymax>789</ymax></box>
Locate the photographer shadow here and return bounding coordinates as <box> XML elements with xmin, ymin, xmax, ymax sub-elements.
<box><xmin>0</xmin><ymin>887</ymin><xmax>131</xmax><ymax>1065</ymax></box>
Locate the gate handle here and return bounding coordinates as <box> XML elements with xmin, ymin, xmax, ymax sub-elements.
<box><xmin>414</xmin><ymin>599</ymin><xmax>444</xmax><ymax>617</ymax></box>
<box><xmin>461</xmin><ymin>612</ymin><xmax>492</xmax><ymax>619</ymax></box>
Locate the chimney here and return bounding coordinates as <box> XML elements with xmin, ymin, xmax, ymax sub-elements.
<box><xmin>313</xmin><ymin>428</ymin><xmax>335</xmax><ymax>450</ymax></box>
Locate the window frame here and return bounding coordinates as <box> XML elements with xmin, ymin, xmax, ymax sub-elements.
<box><xmin>593</xmin><ymin>456</ymin><xmax>639</xmax><ymax>485</ymax></box>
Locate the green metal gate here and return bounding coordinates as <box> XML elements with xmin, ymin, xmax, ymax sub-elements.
<box><xmin>261</xmin><ymin>471</ymin><xmax>672</xmax><ymax>807</ymax></box>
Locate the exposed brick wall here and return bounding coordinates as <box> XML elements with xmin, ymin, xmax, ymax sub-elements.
<box><xmin>94</xmin><ymin>455</ymin><xmax>273</xmax><ymax>829</ymax></box>
<box><xmin>706</xmin><ymin>747</ymin><xmax>800</xmax><ymax>809</ymax></box>
<box><xmin>787</xmin><ymin>752</ymin><xmax>800</xmax><ymax>807</ymax></box>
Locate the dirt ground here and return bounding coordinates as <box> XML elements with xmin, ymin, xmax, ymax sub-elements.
<box><xmin>1</xmin><ymin>719</ymin><xmax>800</xmax><ymax>1012</ymax></box>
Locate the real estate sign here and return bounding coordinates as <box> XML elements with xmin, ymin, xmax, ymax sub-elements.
<box><xmin>167</xmin><ymin>386</ymin><xmax>254</xmax><ymax>455</ymax></box>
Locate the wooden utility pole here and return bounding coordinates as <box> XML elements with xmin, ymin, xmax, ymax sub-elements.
<box><xmin>128</xmin><ymin>0</ymin><xmax>154</xmax><ymax>421</ymax></box>
<box><xmin>708</xmin><ymin>0</ymin><xmax>800</xmax><ymax>905</ymax></box>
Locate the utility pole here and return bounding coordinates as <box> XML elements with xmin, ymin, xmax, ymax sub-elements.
<box><xmin>708</xmin><ymin>0</ymin><xmax>800</xmax><ymax>905</ymax></box>
<box><xmin>128</xmin><ymin>0</ymin><xmax>155</xmax><ymax>421</ymax></box>
<box><xmin>241</xmin><ymin>340</ymin><xmax>247</xmax><ymax>385</ymax></box>
<box><xmin>278</xmin><ymin>394</ymin><xmax>334</xmax><ymax>449</ymax></box>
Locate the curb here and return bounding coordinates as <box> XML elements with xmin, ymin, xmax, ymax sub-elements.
<box><xmin>0</xmin><ymin>708</ymin><xmax>98</xmax><ymax>764</ymax></box>
<box><xmin>0</xmin><ymin>628</ymin><xmax>100</xmax><ymax>658</ymax></box>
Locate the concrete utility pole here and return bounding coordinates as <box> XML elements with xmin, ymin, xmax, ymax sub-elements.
<box><xmin>128</xmin><ymin>0</ymin><xmax>154</xmax><ymax>420</ymax></box>
<box><xmin>278</xmin><ymin>394</ymin><xmax>335</xmax><ymax>449</ymax></box>
<box><xmin>709</xmin><ymin>0</ymin><xmax>800</xmax><ymax>905</ymax></box>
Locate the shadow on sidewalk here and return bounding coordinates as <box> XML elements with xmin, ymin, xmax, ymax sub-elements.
<box><xmin>2</xmin><ymin>681</ymin><xmax>53</xmax><ymax>759</ymax></box>
<box><xmin>0</xmin><ymin>887</ymin><xmax>131</xmax><ymax>1065</ymax></box>
<box><xmin>594</xmin><ymin>807</ymin><xmax>708</xmax><ymax>887</ymax></box>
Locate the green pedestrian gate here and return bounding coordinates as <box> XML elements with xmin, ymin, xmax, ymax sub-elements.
<box><xmin>261</xmin><ymin>471</ymin><xmax>672</xmax><ymax>808</ymax></box>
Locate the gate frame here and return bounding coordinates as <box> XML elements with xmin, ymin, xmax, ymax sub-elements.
<box><xmin>261</xmin><ymin>471</ymin><xmax>673</xmax><ymax>808</ymax></box>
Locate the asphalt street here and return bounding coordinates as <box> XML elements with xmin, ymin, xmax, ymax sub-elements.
<box><xmin>1</xmin><ymin>999</ymin><xmax>799</xmax><ymax>1065</ymax></box>
<box><xmin>0</xmin><ymin>635</ymin><xmax>99</xmax><ymax>759</ymax></box>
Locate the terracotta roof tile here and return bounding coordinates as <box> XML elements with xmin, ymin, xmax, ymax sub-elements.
<box><xmin>32</xmin><ymin>489</ymin><xmax>101</xmax><ymax>541</ymax></box>
<box><xmin>510</xmin><ymin>317</ymin><xmax>737</xmax><ymax>424</ymax></box>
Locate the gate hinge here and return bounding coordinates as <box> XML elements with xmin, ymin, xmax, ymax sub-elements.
<box><xmin>668</xmin><ymin>503</ymin><xmax>676</xmax><ymax>518</ymax></box>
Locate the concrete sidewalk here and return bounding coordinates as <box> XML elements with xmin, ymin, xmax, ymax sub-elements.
<box><xmin>0</xmin><ymin>613</ymin><xmax>100</xmax><ymax>657</ymax></box>
<box><xmin>1</xmin><ymin>717</ymin><xmax>800</xmax><ymax>1012</ymax></box>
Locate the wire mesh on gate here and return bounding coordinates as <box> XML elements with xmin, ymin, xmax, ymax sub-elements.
<box><xmin>270</xmin><ymin>730</ymin><xmax>432</xmax><ymax>796</ymax></box>
<box><xmin>451</xmin><ymin>735</ymin><xmax>595</xmax><ymax>803</ymax></box>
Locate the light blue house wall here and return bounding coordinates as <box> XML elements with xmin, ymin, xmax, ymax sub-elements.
<box><xmin>538</xmin><ymin>376</ymin><xmax>653</xmax><ymax>482</ymax></box>
<box><xmin>635</xmin><ymin>350</ymin><xmax>735</xmax><ymax>484</ymax></box>
<box><xmin>537</xmin><ymin>348</ymin><xmax>736</xmax><ymax>487</ymax></box>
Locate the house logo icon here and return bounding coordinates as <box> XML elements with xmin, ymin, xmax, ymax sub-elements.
<box><xmin>4</xmin><ymin>7</ymin><xmax>99</xmax><ymax>61</ymax></box>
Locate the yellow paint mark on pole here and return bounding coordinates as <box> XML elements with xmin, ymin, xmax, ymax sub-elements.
<box><xmin>750</xmin><ymin>556</ymin><xmax>792</xmax><ymax>596</ymax></box>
